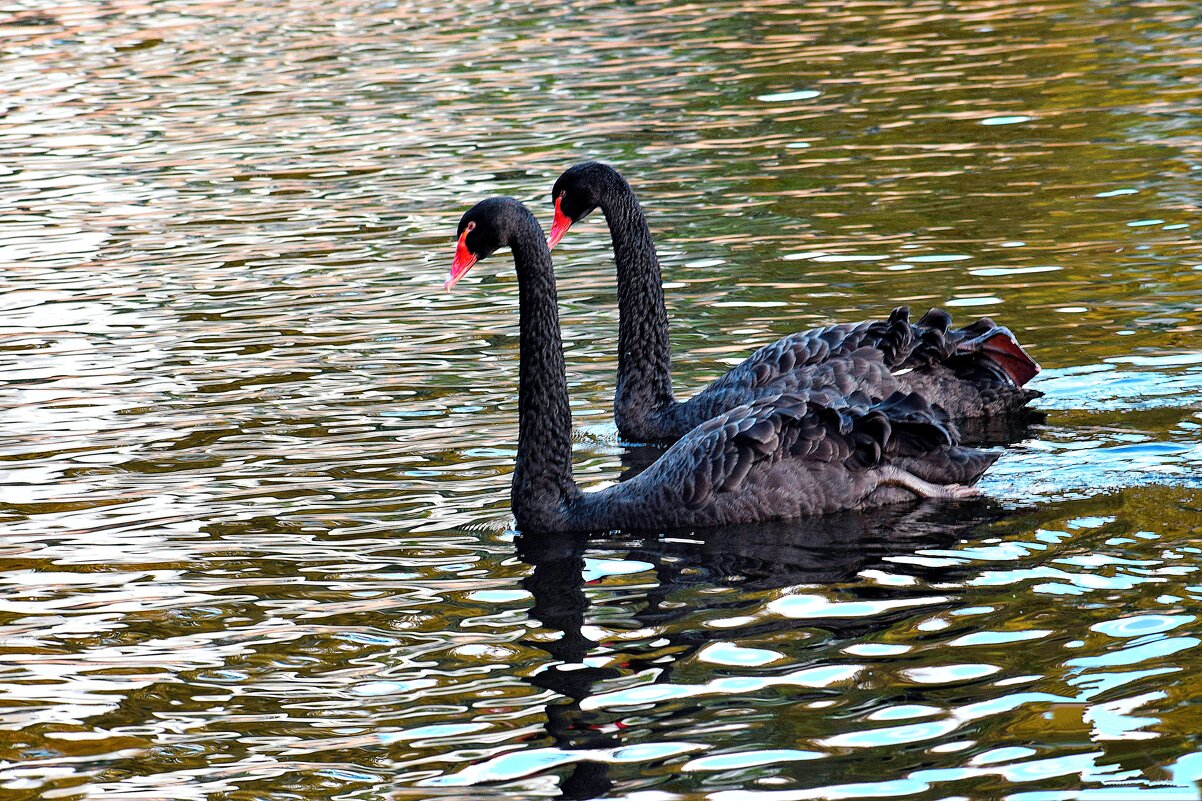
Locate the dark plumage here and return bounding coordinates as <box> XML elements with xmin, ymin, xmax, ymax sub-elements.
<box><xmin>547</xmin><ymin>162</ymin><xmax>1043</xmax><ymax>444</ymax></box>
<box><xmin>446</xmin><ymin>197</ymin><xmax>998</xmax><ymax>534</ymax></box>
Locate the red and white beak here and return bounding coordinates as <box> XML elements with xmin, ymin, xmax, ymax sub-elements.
<box><xmin>546</xmin><ymin>195</ymin><xmax>572</xmax><ymax>250</ymax></box>
<box><xmin>445</xmin><ymin>228</ymin><xmax>477</xmax><ymax>291</ymax></box>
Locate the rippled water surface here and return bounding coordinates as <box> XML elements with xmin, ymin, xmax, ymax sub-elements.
<box><xmin>2</xmin><ymin>0</ymin><xmax>1202</xmax><ymax>798</ymax></box>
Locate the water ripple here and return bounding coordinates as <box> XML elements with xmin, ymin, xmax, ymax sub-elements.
<box><xmin>3</xmin><ymin>0</ymin><xmax>1202</xmax><ymax>798</ymax></box>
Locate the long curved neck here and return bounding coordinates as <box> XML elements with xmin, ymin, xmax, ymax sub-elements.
<box><xmin>599</xmin><ymin>179</ymin><xmax>676</xmax><ymax>434</ymax></box>
<box><xmin>511</xmin><ymin>226</ymin><xmax>578</xmax><ymax>530</ymax></box>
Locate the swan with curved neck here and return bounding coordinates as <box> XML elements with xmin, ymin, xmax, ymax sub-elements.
<box><xmin>446</xmin><ymin>196</ymin><xmax>997</xmax><ymax>533</ymax></box>
<box><xmin>547</xmin><ymin>162</ymin><xmax>1041</xmax><ymax>444</ymax></box>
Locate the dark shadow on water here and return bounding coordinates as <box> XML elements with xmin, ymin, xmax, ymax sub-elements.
<box><xmin>955</xmin><ymin>410</ymin><xmax>1047</xmax><ymax>448</ymax></box>
<box><xmin>514</xmin><ymin>500</ymin><xmax>1013</xmax><ymax>798</ymax></box>
<box><xmin>615</xmin><ymin>442</ymin><xmax>669</xmax><ymax>482</ymax></box>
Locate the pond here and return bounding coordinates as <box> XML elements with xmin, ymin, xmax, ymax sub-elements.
<box><xmin>1</xmin><ymin>0</ymin><xmax>1201</xmax><ymax>798</ymax></box>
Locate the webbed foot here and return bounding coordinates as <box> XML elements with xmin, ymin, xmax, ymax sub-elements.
<box><xmin>879</xmin><ymin>467</ymin><xmax>981</xmax><ymax>501</ymax></box>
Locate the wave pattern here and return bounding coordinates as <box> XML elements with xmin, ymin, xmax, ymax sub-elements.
<box><xmin>2</xmin><ymin>0</ymin><xmax>1201</xmax><ymax>798</ymax></box>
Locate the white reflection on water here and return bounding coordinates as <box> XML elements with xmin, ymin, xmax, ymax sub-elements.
<box><xmin>2</xmin><ymin>0</ymin><xmax>1202</xmax><ymax>799</ymax></box>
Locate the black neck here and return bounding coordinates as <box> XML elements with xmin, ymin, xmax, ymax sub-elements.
<box><xmin>598</xmin><ymin>176</ymin><xmax>676</xmax><ymax>431</ymax></box>
<box><xmin>510</xmin><ymin>220</ymin><xmax>578</xmax><ymax>530</ymax></box>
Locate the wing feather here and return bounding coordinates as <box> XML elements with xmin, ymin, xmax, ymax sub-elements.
<box><xmin>651</xmin><ymin>389</ymin><xmax>956</xmax><ymax>510</ymax></box>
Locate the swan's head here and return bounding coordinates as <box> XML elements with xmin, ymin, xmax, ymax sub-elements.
<box><xmin>547</xmin><ymin>161</ymin><xmax>620</xmax><ymax>249</ymax></box>
<box><xmin>446</xmin><ymin>197</ymin><xmax>539</xmax><ymax>290</ymax></box>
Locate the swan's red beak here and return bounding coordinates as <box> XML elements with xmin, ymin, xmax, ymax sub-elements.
<box><xmin>547</xmin><ymin>195</ymin><xmax>572</xmax><ymax>250</ymax></box>
<box><xmin>445</xmin><ymin>229</ymin><xmax>477</xmax><ymax>291</ymax></box>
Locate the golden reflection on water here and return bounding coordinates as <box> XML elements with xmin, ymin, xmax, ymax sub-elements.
<box><xmin>1</xmin><ymin>0</ymin><xmax>1202</xmax><ymax>798</ymax></box>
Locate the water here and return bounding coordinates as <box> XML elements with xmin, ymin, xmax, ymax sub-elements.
<box><xmin>1</xmin><ymin>0</ymin><xmax>1201</xmax><ymax>797</ymax></box>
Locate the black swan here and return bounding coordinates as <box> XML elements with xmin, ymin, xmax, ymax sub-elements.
<box><xmin>546</xmin><ymin>162</ymin><xmax>1042</xmax><ymax>444</ymax></box>
<box><xmin>445</xmin><ymin>196</ymin><xmax>998</xmax><ymax>533</ymax></box>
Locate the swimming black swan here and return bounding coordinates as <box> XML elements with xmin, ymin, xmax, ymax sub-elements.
<box><xmin>445</xmin><ymin>196</ymin><xmax>998</xmax><ymax>533</ymax></box>
<box><xmin>546</xmin><ymin>162</ymin><xmax>1042</xmax><ymax>444</ymax></box>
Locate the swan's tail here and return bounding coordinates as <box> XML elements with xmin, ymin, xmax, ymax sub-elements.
<box><xmin>892</xmin><ymin>448</ymin><xmax>999</xmax><ymax>487</ymax></box>
<box><xmin>909</xmin><ymin>308</ymin><xmax>1041</xmax><ymax>389</ymax></box>
<box><xmin>841</xmin><ymin>391</ymin><xmax>960</xmax><ymax>468</ymax></box>
<box><xmin>862</xmin><ymin>391</ymin><xmax>998</xmax><ymax>485</ymax></box>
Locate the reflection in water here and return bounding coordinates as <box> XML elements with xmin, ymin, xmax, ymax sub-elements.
<box><xmin>505</xmin><ymin>504</ymin><xmax>1001</xmax><ymax>798</ymax></box>
<box><xmin>520</xmin><ymin>533</ymin><xmax>622</xmax><ymax>800</ymax></box>
<box><xmin>2</xmin><ymin>0</ymin><xmax>1202</xmax><ymax>798</ymax></box>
